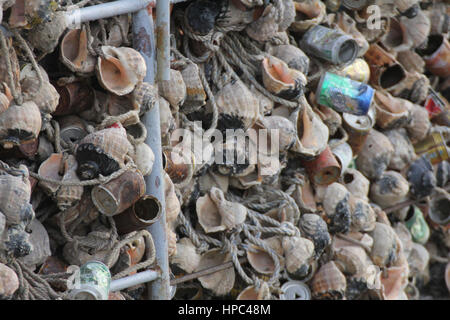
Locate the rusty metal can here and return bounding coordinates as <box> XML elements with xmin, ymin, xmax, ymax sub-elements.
<box><xmin>113</xmin><ymin>195</ymin><xmax>162</xmax><ymax>235</ymax></box>
<box><xmin>91</xmin><ymin>168</ymin><xmax>146</xmax><ymax>216</ymax></box>
<box><xmin>414</xmin><ymin>132</ymin><xmax>449</xmax><ymax>165</ymax></box>
<box><xmin>417</xmin><ymin>34</ymin><xmax>450</xmax><ymax>78</ymax></box>
<box><xmin>330</xmin><ymin>140</ymin><xmax>353</xmax><ymax>176</ymax></box>
<box><xmin>53</xmin><ymin>81</ymin><xmax>94</xmax><ymax>116</ymax></box>
<box><xmin>57</xmin><ymin>115</ymin><xmax>88</xmax><ymax>145</ymax></box>
<box><xmin>301</xmin><ymin>146</ymin><xmax>341</xmax><ymax>185</ymax></box>
<box><xmin>300</xmin><ymin>25</ymin><xmax>359</xmax><ymax>65</ymax></box>
<box><xmin>342</xmin><ymin>107</ymin><xmax>376</xmax><ymax>155</ymax></box>
<box><xmin>424</xmin><ymin>88</ymin><xmax>447</xmax><ymax>119</ymax></box>
<box><xmin>316</xmin><ymin>72</ymin><xmax>374</xmax><ymax>115</ymax></box>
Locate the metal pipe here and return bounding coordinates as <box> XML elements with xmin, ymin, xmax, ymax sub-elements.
<box><xmin>65</xmin><ymin>0</ymin><xmax>188</xmax><ymax>26</ymax></box>
<box><xmin>110</xmin><ymin>270</ymin><xmax>159</xmax><ymax>292</ymax></box>
<box><xmin>132</xmin><ymin>7</ymin><xmax>170</xmax><ymax>300</ymax></box>
<box><xmin>156</xmin><ymin>0</ymin><xmax>171</xmax><ymax>81</ymax></box>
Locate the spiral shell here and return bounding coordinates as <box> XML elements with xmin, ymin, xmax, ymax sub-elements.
<box><xmin>262</xmin><ymin>56</ymin><xmax>306</xmax><ymax>100</ymax></box>
<box><xmin>196</xmin><ymin>187</ymin><xmax>247</xmax><ymax>233</ymax></box>
<box><xmin>56</xmin><ymin>155</ymin><xmax>84</xmax><ymax>211</ymax></box>
<box><xmin>158</xmin><ymin>69</ymin><xmax>186</xmax><ymax>110</ymax></box>
<box><xmin>196</xmin><ymin>249</ymin><xmax>235</xmax><ymax>296</ymax></box>
<box><xmin>0</xmin><ymin>101</ymin><xmax>42</xmax><ymax>149</ymax></box>
<box><xmin>311</xmin><ymin>261</ymin><xmax>347</xmax><ymax>300</ymax></box>
<box><xmin>215</xmin><ymin>80</ymin><xmax>259</xmax><ymax>132</ymax></box>
<box><xmin>299</xmin><ymin>213</ymin><xmax>331</xmax><ymax>258</ymax></box>
<box><xmin>132</xmin><ymin>142</ymin><xmax>154</xmax><ymax>177</ymax></box>
<box><xmin>374</xmin><ymin>91</ymin><xmax>412</xmax><ymax>130</ymax></box>
<box><xmin>164</xmin><ymin>172</ymin><xmax>181</xmax><ymax>226</ymax></box>
<box><xmin>282</xmin><ymin>236</ymin><xmax>315</xmax><ymax>279</ymax></box>
<box><xmin>60</xmin><ymin>28</ymin><xmax>96</xmax><ymax>74</ymax></box>
<box><xmin>400</xmin><ymin>8</ymin><xmax>430</xmax><ymax>49</ymax></box>
<box><xmin>405</xmin><ymin>103</ymin><xmax>431</xmax><ymax>144</ymax></box>
<box><xmin>96</xmin><ymin>46</ymin><xmax>146</xmax><ymax>96</ymax></box>
<box><xmin>323</xmin><ymin>183</ymin><xmax>352</xmax><ymax>234</ymax></box>
<box><xmin>370</xmin><ymin>171</ymin><xmax>410</xmax><ymax>209</ymax></box>
<box><xmin>0</xmin><ymin>171</ymin><xmax>32</xmax><ymax>225</ymax></box>
<box><xmin>75</xmin><ymin>126</ymin><xmax>132</xmax><ymax>180</ymax></box>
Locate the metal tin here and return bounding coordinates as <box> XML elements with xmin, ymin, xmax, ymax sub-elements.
<box><xmin>53</xmin><ymin>81</ymin><xmax>94</xmax><ymax>116</ymax></box>
<box><xmin>58</xmin><ymin>115</ymin><xmax>88</xmax><ymax>145</ymax></box>
<box><xmin>316</xmin><ymin>72</ymin><xmax>374</xmax><ymax>115</ymax></box>
<box><xmin>335</xmin><ymin>58</ymin><xmax>371</xmax><ymax>84</ymax></box>
<box><xmin>113</xmin><ymin>195</ymin><xmax>162</xmax><ymax>235</ymax></box>
<box><xmin>418</xmin><ymin>34</ymin><xmax>450</xmax><ymax>78</ymax></box>
<box><xmin>424</xmin><ymin>89</ymin><xmax>447</xmax><ymax>119</ymax></box>
<box><xmin>414</xmin><ymin>132</ymin><xmax>449</xmax><ymax>165</ymax></box>
<box><xmin>404</xmin><ymin>206</ymin><xmax>430</xmax><ymax>245</ymax></box>
<box><xmin>279</xmin><ymin>281</ymin><xmax>311</xmax><ymax>300</ymax></box>
<box><xmin>325</xmin><ymin>0</ymin><xmax>342</xmax><ymax>12</ymax></box>
<box><xmin>342</xmin><ymin>107</ymin><xmax>376</xmax><ymax>155</ymax></box>
<box><xmin>70</xmin><ymin>261</ymin><xmax>111</xmax><ymax>300</ymax></box>
<box><xmin>301</xmin><ymin>146</ymin><xmax>341</xmax><ymax>186</ymax></box>
<box><xmin>330</xmin><ymin>140</ymin><xmax>353</xmax><ymax>176</ymax></box>
<box><xmin>91</xmin><ymin>168</ymin><xmax>146</xmax><ymax>216</ymax></box>
<box><xmin>300</xmin><ymin>25</ymin><xmax>358</xmax><ymax>65</ymax></box>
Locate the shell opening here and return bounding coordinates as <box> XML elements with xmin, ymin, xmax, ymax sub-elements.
<box><xmin>338</xmin><ymin>39</ymin><xmax>358</xmax><ymax>65</ymax></box>
<box><xmin>99</xmin><ymin>57</ymin><xmax>130</xmax><ymax>92</ymax></box>
<box><xmin>416</xmin><ymin>34</ymin><xmax>443</xmax><ymax>57</ymax></box>
<box><xmin>264</xmin><ymin>58</ymin><xmax>294</xmax><ymax>85</ymax></box>
<box><xmin>383</xmin><ymin>18</ymin><xmax>406</xmax><ymax>48</ymax></box>
<box><xmin>379</xmin><ymin>65</ymin><xmax>406</xmax><ymax>90</ymax></box>
<box><xmin>134</xmin><ymin>196</ymin><xmax>161</xmax><ymax>223</ymax></box>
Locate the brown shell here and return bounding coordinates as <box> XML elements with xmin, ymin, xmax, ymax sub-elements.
<box><xmin>38</xmin><ymin>153</ymin><xmax>64</xmax><ymax>195</ymax></box>
<box><xmin>0</xmin><ymin>171</ymin><xmax>32</xmax><ymax>225</ymax></box>
<box><xmin>96</xmin><ymin>46</ymin><xmax>146</xmax><ymax>96</ymax></box>
<box><xmin>158</xmin><ymin>69</ymin><xmax>187</xmax><ymax>110</ymax></box>
<box><xmin>163</xmin><ymin>145</ymin><xmax>193</xmax><ymax>184</ymax></box>
<box><xmin>291</xmin><ymin>0</ymin><xmax>326</xmax><ymax>33</ymax></box>
<box><xmin>196</xmin><ymin>187</ymin><xmax>247</xmax><ymax>233</ymax></box>
<box><xmin>282</xmin><ymin>236</ymin><xmax>315</xmax><ymax>279</ymax></box>
<box><xmin>132</xmin><ymin>82</ymin><xmax>158</xmax><ymax>116</ymax></box>
<box><xmin>370</xmin><ymin>171</ymin><xmax>409</xmax><ymax>209</ymax></box>
<box><xmin>179</xmin><ymin>62</ymin><xmax>206</xmax><ymax>111</ymax></box>
<box><xmin>374</xmin><ymin>91</ymin><xmax>411</xmax><ymax>130</ymax></box>
<box><xmin>397</xmin><ymin>50</ymin><xmax>425</xmax><ymax>74</ymax></box>
<box><xmin>246</xmin><ymin>236</ymin><xmax>284</xmax><ymax>275</ymax></box>
<box><xmin>56</xmin><ymin>155</ymin><xmax>84</xmax><ymax>211</ymax></box>
<box><xmin>311</xmin><ymin>261</ymin><xmax>347</xmax><ymax>300</ymax></box>
<box><xmin>60</xmin><ymin>28</ymin><xmax>96</xmax><ymax>74</ymax></box>
<box><xmin>171</xmin><ymin>237</ymin><xmax>201</xmax><ymax>274</ymax></box>
<box><xmin>215</xmin><ymin>80</ymin><xmax>259</xmax><ymax>132</ymax></box>
<box><xmin>0</xmin><ymin>90</ymin><xmax>11</xmax><ymax>114</ymax></box>
<box><xmin>292</xmin><ymin>177</ymin><xmax>317</xmax><ymax>212</ymax></box>
<box><xmin>20</xmin><ymin>64</ymin><xmax>59</xmax><ymax>114</ymax></box>
<box><xmin>341</xmin><ymin>168</ymin><xmax>370</xmax><ymax>202</ymax></box>
<box><xmin>196</xmin><ymin>249</ymin><xmax>235</xmax><ymax>296</ymax></box>
<box><xmin>245</xmin><ymin>4</ymin><xmax>279</xmax><ymax>42</ymax></box>
<box><xmin>0</xmin><ymin>101</ymin><xmax>42</xmax><ymax>149</ymax></box>
<box><xmin>334</xmin><ymin>11</ymin><xmax>369</xmax><ymax>57</ymax></box>
<box><xmin>369</xmin><ymin>222</ymin><xmax>398</xmax><ymax>268</ymax></box>
<box><xmin>381</xmin><ymin>17</ymin><xmax>413</xmax><ymax>52</ymax></box>
<box><xmin>262</xmin><ymin>56</ymin><xmax>306</xmax><ymax>99</ymax></box>
<box><xmin>355</xmin><ymin>129</ymin><xmax>394</xmax><ymax>180</ymax></box>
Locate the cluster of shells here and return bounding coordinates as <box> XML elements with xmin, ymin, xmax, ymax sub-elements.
<box><xmin>0</xmin><ymin>0</ymin><xmax>449</xmax><ymax>300</ymax></box>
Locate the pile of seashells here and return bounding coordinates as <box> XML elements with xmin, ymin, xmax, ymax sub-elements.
<box><xmin>0</xmin><ymin>0</ymin><xmax>449</xmax><ymax>300</ymax></box>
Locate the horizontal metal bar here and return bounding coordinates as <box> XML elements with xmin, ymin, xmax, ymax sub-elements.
<box><xmin>110</xmin><ymin>270</ymin><xmax>159</xmax><ymax>292</ymax></box>
<box><xmin>65</xmin><ymin>0</ymin><xmax>188</xmax><ymax>26</ymax></box>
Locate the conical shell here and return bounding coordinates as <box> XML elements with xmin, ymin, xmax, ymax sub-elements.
<box><xmin>0</xmin><ymin>101</ymin><xmax>42</xmax><ymax>149</ymax></box>
<box><xmin>299</xmin><ymin>213</ymin><xmax>331</xmax><ymax>258</ymax></box>
<box><xmin>355</xmin><ymin>129</ymin><xmax>394</xmax><ymax>180</ymax></box>
<box><xmin>0</xmin><ymin>171</ymin><xmax>32</xmax><ymax>225</ymax></box>
<box><xmin>290</xmin><ymin>99</ymin><xmax>329</xmax><ymax>159</ymax></box>
<box><xmin>158</xmin><ymin>69</ymin><xmax>186</xmax><ymax>110</ymax></box>
<box><xmin>196</xmin><ymin>187</ymin><xmax>247</xmax><ymax>233</ymax></box>
<box><xmin>370</xmin><ymin>171</ymin><xmax>409</xmax><ymax>209</ymax></box>
<box><xmin>132</xmin><ymin>142</ymin><xmax>154</xmax><ymax>177</ymax></box>
<box><xmin>246</xmin><ymin>236</ymin><xmax>284</xmax><ymax>275</ymax></box>
<box><xmin>341</xmin><ymin>168</ymin><xmax>370</xmax><ymax>202</ymax></box>
<box><xmin>262</xmin><ymin>56</ymin><xmax>306</xmax><ymax>100</ymax></box>
<box><xmin>385</xmin><ymin>129</ymin><xmax>416</xmax><ymax>172</ymax></box>
<box><xmin>96</xmin><ymin>46</ymin><xmax>146</xmax><ymax>96</ymax></box>
<box><xmin>196</xmin><ymin>249</ymin><xmax>235</xmax><ymax>296</ymax></box>
<box><xmin>291</xmin><ymin>0</ymin><xmax>326</xmax><ymax>33</ymax></box>
<box><xmin>282</xmin><ymin>236</ymin><xmax>315</xmax><ymax>279</ymax></box>
<box><xmin>333</xmin><ymin>242</ymin><xmax>369</xmax><ymax>276</ymax></box>
<box><xmin>369</xmin><ymin>222</ymin><xmax>398</xmax><ymax>268</ymax></box>
<box><xmin>267</xmin><ymin>44</ymin><xmax>310</xmax><ymax>74</ymax></box>
<box><xmin>215</xmin><ymin>80</ymin><xmax>259</xmax><ymax>132</ymax></box>
<box><xmin>56</xmin><ymin>155</ymin><xmax>84</xmax><ymax>211</ymax></box>
<box><xmin>350</xmin><ymin>196</ymin><xmax>376</xmax><ymax>233</ymax></box>
<box><xmin>311</xmin><ymin>261</ymin><xmax>347</xmax><ymax>300</ymax></box>
<box><xmin>76</xmin><ymin>126</ymin><xmax>132</xmax><ymax>180</ymax></box>
<box><xmin>171</xmin><ymin>238</ymin><xmax>201</xmax><ymax>274</ymax></box>
<box><xmin>323</xmin><ymin>183</ymin><xmax>352</xmax><ymax>234</ymax></box>
<box><xmin>179</xmin><ymin>62</ymin><xmax>206</xmax><ymax>110</ymax></box>
<box><xmin>60</xmin><ymin>28</ymin><xmax>96</xmax><ymax>74</ymax></box>
<box><xmin>20</xmin><ymin>64</ymin><xmax>59</xmax><ymax>115</ymax></box>
<box><xmin>164</xmin><ymin>172</ymin><xmax>180</xmax><ymax>225</ymax></box>
<box><xmin>246</xmin><ymin>4</ymin><xmax>279</xmax><ymax>42</ymax></box>
<box><xmin>373</xmin><ymin>91</ymin><xmax>412</xmax><ymax>130</ymax></box>
<box><xmin>132</xmin><ymin>82</ymin><xmax>158</xmax><ymax>115</ymax></box>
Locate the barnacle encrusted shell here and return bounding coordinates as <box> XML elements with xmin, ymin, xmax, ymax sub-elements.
<box><xmin>370</xmin><ymin>171</ymin><xmax>410</xmax><ymax>209</ymax></box>
<box><xmin>158</xmin><ymin>69</ymin><xmax>187</xmax><ymax>110</ymax></box>
<box><xmin>323</xmin><ymin>183</ymin><xmax>352</xmax><ymax>234</ymax></box>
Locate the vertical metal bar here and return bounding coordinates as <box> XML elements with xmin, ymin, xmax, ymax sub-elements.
<box><xmin>156</xmin><ymin>0</ymin><xmax>171</xmax><ymax>81</ymax></box>
<box><xmin>132</xmin><ymin>7</ymin><xmax>170</xmax><ymax>300</ymax></box>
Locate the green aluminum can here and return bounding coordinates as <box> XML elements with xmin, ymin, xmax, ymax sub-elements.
<box><xmin>70</xmin><ymin>261</ymin><xmax>111</xmax><ymax>300</ymax></box>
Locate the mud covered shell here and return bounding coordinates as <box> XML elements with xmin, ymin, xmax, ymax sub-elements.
<box><xmin>196</xmin><ymin>187</ymin><xmax>247</xmax><ymax>233</ymax></box>
<box><xmin>299</xmin><ymin>213</ymin><xmax>331</xmax><ymax>258</ymax></box>
<box><xmin>405</xmin><ymin>103</ymin><xmax>431</xmax><ymax>144</ymax></box>
<box><xmin>369</xmin><ymin>222</ymin><xmax>398</xmax><ymax>268</ymax></box>
<box><xmin>26</xmin><ymin>11</ymin><xmax>67</xmax><ymax>54</ymax></box>
<box><xmin>355</xmin><ymin>129</ymin><xmax>394</xmax><ymax>180</ymax></box>
<box><xmin>267</xmin><ymin>44</ymin><xmax>310</xmax><ymax>74</ymax></box>
<box><xmin>341</xmin><ymin>168</ymin><xmax>370</xmax><ymax>202</ymax></box>
<box><xmin>406</xmin><ymin>156</ymin><xmax>436</xmax><ymax>200</ymax></box>
<box><xmin>60</xmin><ymin>28</ymin><xmax>96</xmax><ymax>74</ymax></box>
<box><xmin>96</xmin><ymin>46</ymin><xmax>146</xmax><ymax>96</ymax></box>
<box><xmin>385</xmin><ymin>129</ymin><xmax>416</xmax><ymax>172</ymax></box>
<box><xmin>262</xmin><ymin>56</ymin><xmax>306</xmax><ymax>100</ymax></box>
<box><xmin>350</xmin><ymin>197</ymin><xmax>376</xmax><ymax>233</ymax></box>
<box><xmin>215</xmin><ymin>80</ymin><xmax>259</xmax><ymax>132</ymax></box>
<box><xmin>196</xmin><ymin>249</ymin><xmax>235</xmax><ymax>296</ymax></box>
<box><xmin>333</xmin><ymin>242</ymin><xmax>369</xmax><ymax>276</ymax></box>
<box><xmin>76</xmin><ymin>126</ymin><xmax>132</xmax><ymax>180</ymax></box>
<box><xmin>370</xmin><ymin>171</ymin><xmax>410</xmax><ymax>209</ymax></box>
<box><xmin>158</xmin><ymin>69</ymin><xmax>187</xmax><ymax>110</ymax></box>
<box><xmin>311</xmin><ymin>261</ymin><xmax>347</xmax><ymax>300</ymax></box>
<box><xmin>0</xmin><ymin>101</ymin><xmax>42</xmax><ymax>149</ymax></box>
<box><xmin>282</xmin><ymin>236</ymin><xmax>314</xmax><ymax>279</ymax></box>
<box><xmin>323</xmin><ymin>183</ymin><xmax>352</xmax><ymax>234</ymax></box>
